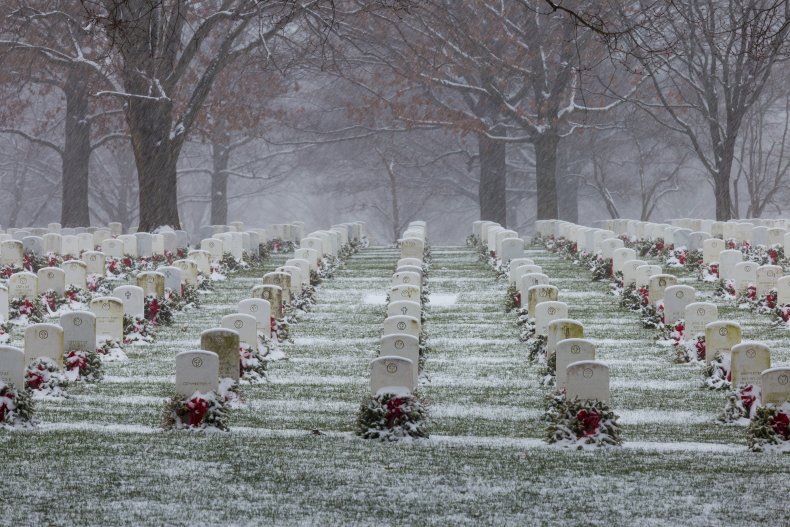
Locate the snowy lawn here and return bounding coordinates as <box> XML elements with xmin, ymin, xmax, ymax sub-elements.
<box><xmin>0</xmin><ymin>246</ymin><xmax>788</xmax><ymax>525</ymax></box>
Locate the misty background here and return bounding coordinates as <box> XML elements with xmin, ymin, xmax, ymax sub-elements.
<box><xmin>1</xmin><ymin>1</ymin><xmax>789</xmax><ymax>244</ymax></box>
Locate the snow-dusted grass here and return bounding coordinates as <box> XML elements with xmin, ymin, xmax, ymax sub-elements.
<box><xmin>0</xmin><ymin>246</ymin><xmax>788</xmax><ymax>526</ymax></box>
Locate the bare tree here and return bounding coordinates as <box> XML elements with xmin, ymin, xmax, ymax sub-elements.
<box><xmin>626</xmin><ymin>0</ymin><xmax>790</xmax><ymax>220</ymax></box>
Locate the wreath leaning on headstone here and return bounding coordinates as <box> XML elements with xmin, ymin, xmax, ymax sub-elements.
<box><xmin>0</xmin><ymin>381</ymin><xmax>35</xmax><ymax>428</ymax></box>
<box><xmin>746</xmin><ymin>402</ymin><xmax>790</xmax><ymax>453</ymax></box>
<box><xmin>543</xmin><ymin>392</ymin><xmax>623</xmax><ymax>449</ymax></box>
<box><xmin>355</xmin><ymin>392</ymin><xmax>430</xmax><ymax>441</ymax></box>
<box><xmin>161</xmin><ymin>390</ymin><xmax>230</xmax><ymax>431</ymax></box>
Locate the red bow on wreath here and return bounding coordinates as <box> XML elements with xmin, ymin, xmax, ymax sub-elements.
<box><xmin>26</xmin><ymin>370</ymin><xmax>44</xmax><ymax>390</ymax></box>
<box><xmin>186</xmin><ymin>396</ymin><xmax>209</xmax><ymax>427</ymax></box>
<box><xmin>147</xmin><ymin>299</ymin><xmax>160</xmax><ymax>324</ymax></box>
<box><xmin>66</xmin><ymin>351</ymin><xmax>87</xmax><ymax>373</ymax></box>
<box><xmin>695</xmin><ymin>338</ymin><xmax>706</xmax><ymax>361</ymax></box>
<box><xmin>576</xmin><ymin>409</ymin><xmax>601</xmax><ymax>438</ymax></box>
<box><xmin>739</xmin><ymin>385</ymin><xmax>756</xmax><ymax>415</ymax></box>
<box><xmin>771</xmin><ymin>412</ymin><xmax>790</xmax><ymax>440</ymax></box>
<box><xmin>385</xmin><ymin>397</ymin><xmax>405</xmax><ymax>427</ymax></box>
<box><xmin>514</xmin><ymin>292</ymin><xmax>521</xmax><ymax>308</ymax></box>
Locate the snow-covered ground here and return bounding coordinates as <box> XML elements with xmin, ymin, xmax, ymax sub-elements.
<box><xmin>0</xmin><ymin>245</ymin><xmax>787</xmax><ymax>525</ymax></box>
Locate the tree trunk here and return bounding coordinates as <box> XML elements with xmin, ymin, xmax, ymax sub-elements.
<box><xmin>113</xmin><ymin>144</ymin><xmax>137</xmax><ymax>228</ymax></box>
<box><xmin>210</xmin><ymin>143</ymin><xmax>230</xmax><ymax>226</ymax></box>
<box><xmin>477</xmin><ymin>133</ymin><xmax>507</xmax><ymax>225</ymax></box>
<box><xmin>713</xmin><ymin>136</ymin><xmax>738</xmax><ymax>221</ymax></box>
<box><xmin>534</xmin><ymin>133</ymin><xmax>559</xmax><ymax>220</ymax></box>
<box><xmin>127</xmin><ymin>97</ymin><xmax>182</xmax><ymax>231</ymax></box>
<box><xmin>61</xmin><ymin>71</ymin><xmax>92</xmax><ymax>227</ymax></box>
<box><xmin>556</xmin><ymin>153</ymin><xmax>578</xmax><ymax>222</ymax></box>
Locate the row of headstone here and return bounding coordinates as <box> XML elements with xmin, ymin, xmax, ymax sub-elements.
<box><xmin>468</xmin><ymin>223</ymin><xmax>609</xmax><ymax>403</ymax></box>
<box><xmin>371</xmin><ymin>221</ymin><xmax>426</xmax><ymax>397</ymax></box>
<box><xmin>0</xmin><ymin>227</ymin><xmax>192</xmax><ymax>262</ymax></box>
<box><xmin>471</xmin><ymin>221</ymin><xmax>528</xmax><ymax>262</ymax></box>
<box><xmin>536</xmin><ymin>219</ymin><xmax>790</xmax><ymax>407</ymax></box>
<box><xmin>0</xmin><ymin>306</ymin><xmax>121</xmax><ymax>387</ymax></box>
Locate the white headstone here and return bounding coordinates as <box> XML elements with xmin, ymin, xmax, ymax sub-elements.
<box><xmin>175</xmin><ymin>350</ymin><xmax>219</xmax><ymax>397</ymax></box>
<box><xmin>730</xmin><ymin>342</ymin><xmax>771</xmax><ymax>387</ymax></box>
<box><xmin>137</xmin><ymin>271</ymin><xmax>165</xmax><ymax>298</ymax></box>
<box><xmin>8</xmin><ymin>272</ymin><xmax>37</xmax><ymax>300</ymax></box>
<box><xmin>0</xmin><ymin>345</ymin><xmax>25</xmax><ymax>388</ymax></box>
<box><xmin>113</xmin><ymin>285</ymin><xmax>145</xmax><ymax>318</ymax></box>
<box><xmin>82</xmin><ymin>251</ymin><xmax>106</xmax><ymax>276</ymax></box>
<box><xmin>90</xmin><ymin>296</ymin><xmax>124</xmax><ymax>340</ymax></box>
<box><xmin>370</xmin><ymin>356</ymin><xmax>415</xmax><ymax>396</ymax></box>
<box><xmin>704</xmin><ymin>321</ymin><xmax>742</xmax><ymax>363</ymax></box>
<box><xmin>237</xmin><ymin>299</ymin><xmax>271</xmax><ymax>335</ymax></box>
<box><xmin>221</xmin><ymin>314</ymin><xmax>258</xmax><ymax>348</ymax></box>
<box><xmin>663</xmin><ymin>285</ymin><xmax>695</xmax><ymax>325</ymax></box>
<box><xmin>24</xmin><ymin>323</ymin><xmax>64</xmax><ymax>367</ymax></box>
<box><xmin>380</xmin><ymin>334</ymin><xmax>419</xmax><ymax>386</ymax></box>
<box><xmin>756</xmin><ymin>265</ymin><xmax>782</xmax><ymax>297</ymax></box>
<box><xmin>556</xmin><ymin>338</ymin><xmax>596</xmax><ymax>390</ymax></box>
<box><xmin>62</xmin><ymin>260</ymin><xmax>87</xmax><ymax>290</ymax></box>
<box><xmin>37</xmin><ymin>267</ymin><xmax>65</xmax><ymax>295</ymax></box>
<box><xmin>760</xmin><ymin>367</ymin><xmax>790</xmax><ymax>405</ymax></box>
<box><xmin>566</xmin><ymin>360</ymin><xmax>609</xmax><ymax>403</ymax></box>
<box><xmin>60</xmin><ymin>311</ymin><xmax>96</xmax><ymax>353</ymax></box>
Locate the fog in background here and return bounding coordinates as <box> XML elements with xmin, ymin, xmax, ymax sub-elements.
<box><xmin>2</xmin><ymin>1</ymin><xmax>790</xmax><ymax>244</ymax></box>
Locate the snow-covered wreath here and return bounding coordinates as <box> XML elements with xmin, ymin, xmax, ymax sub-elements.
<box><xmin>161</xmin><ymin>390</ymin><xmax>230</xmax><ymax>431</ymax></box>
<box><xmin>25</xmin><ymin>357</ymin><xmax>68</xmax><ymax>397</ymax></box>
<box><xmin>543</xmin><ymin>392</ymin><xmax>623</xmax><ymax>449</ymax></box>
<box><xmin>0</xmin><ymin>381</ymin><xmax>35</xmax><ymax>428</ymax></box>
<box><xmin>355</xmin><ymin>392</ymin><xmax>430</xmax><ymax>441</ymax></box>
<box><xmin>746</xmin><ymin>402</ymin><xmax>790</xmax><ymax>453</ymax></box>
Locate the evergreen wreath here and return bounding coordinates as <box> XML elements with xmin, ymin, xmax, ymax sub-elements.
<box><xmin>123</xmin><ymin>314</ymin><xmax>156</xmax><ymax>344</ymax></box>
<box><xmin>543</xmin><ymin>392</ymin><xmax>623</xmax><ymax>448</ymax></box>
<box><xmin>718</xmin><ymin>384</ymin><xmax>759</xmax><ymax>423</ymax></box>
<box><xmin>64</xmin><ymin>348</ymin><xmax>104</xmax><ymax>383</ymax></box>
<box><xmin>746</xmin><ymin>403</ymin><xmax>790</xmax><ymax>453</ymax></box>
<box><xmin>25</xmin><ymin>357</ymin><xmax>68</xmax><ymax>396</ymax></box>
<box><xmin>8</xmin><ymin>297</ymin><xmax>43</xmax><ymax>325</ymax></box>
<box><xmin>239</xmin><ymin>344</ymin><xmax>268</xmax><ymax>383</ymax></box>
<box><xmin>355</xmin><ymin>392</ymin><xmax>429</xmax><ymax>441</ymax></box>
<box><xmin>0</xmin><ymin>382</ymin><xmax>35</xmax><ymax>428</ymax></box>
<box><xmin>504</xmin><ymin>285</ymin><xmax>520</xmax><ymax>313</ymax></box>
<box><xmin>161</xmin><ymin>391</ymin><xmax>230</xmax><ymax>431</ymax></box>
<box><xmin>701</xmin><ymin>353</ymin><xmax>731</xmax><ymax>391</ymax></box>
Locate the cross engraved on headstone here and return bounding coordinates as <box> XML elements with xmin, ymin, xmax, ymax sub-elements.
<box><xmin>719</xmin><ymin>327</ymin><xmax>728</xmax><ymax>336</ymax></box>
<box><xmin>74</xmin><ymin>318</ymin><xmax>82</xmax><ymax>326</ymax></box>
<box><xmin>395</xmin><ymin>339</ymin><xmax>404</xmax><ymax>349</ymax></box>
<box><xmin>234</xmin><ymin>320</ymin><xmax>243</xmax><ymax>329</ymax></box>
<box><xmin>192</xmin><ymin>357</ymin><xmax>203</xmax><ymax>368</ymax></box>
<box><xmin>387</xmin><ymin>363</ymin><xmax>397</xmax><ymax>374</ymax></box>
